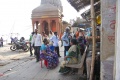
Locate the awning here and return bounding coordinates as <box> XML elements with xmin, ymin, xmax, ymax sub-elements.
<box><xmin>67</xmin><ymin>0</ymin><xmax>100</xmax><ymax>11</ymax></box>
<box><xmin>81</xmin><ymin>1</ymin><xmax>100</xmax><ymax>21</ymax></box>
<box><xmin>72</xmin><ymin>23</ymin><xmax>90</xmax><ymax>28</ymax></box>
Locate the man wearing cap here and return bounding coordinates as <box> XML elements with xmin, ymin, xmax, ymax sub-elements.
<box><xmin>61</xmin><ymin>27</ymin><xmax>70</xmax><ymax>57</ymax></box>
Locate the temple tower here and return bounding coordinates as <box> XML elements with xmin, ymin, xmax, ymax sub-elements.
<box><xmin>31</xmin><ymin>0</ymin><xmax>63</xmax><ymax>35</ymax></box>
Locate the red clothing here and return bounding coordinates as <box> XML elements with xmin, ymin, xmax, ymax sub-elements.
<box><xmin>76</xmin><ymin>31</ymin><xmax>79</xmax><ymax>39</ymax></box>
<box><xmin>44</xmin><ymin>60</ymin><xmax>48</xmax><ymax>67</ymax></box>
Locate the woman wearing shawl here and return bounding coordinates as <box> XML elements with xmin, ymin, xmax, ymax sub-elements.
<box><xmin>59</xmin><ymin>39</ymin><xmax>79</xmax><ymax>73</ymax></box>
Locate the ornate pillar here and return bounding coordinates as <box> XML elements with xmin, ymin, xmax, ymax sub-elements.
<box><xmin>38</xmin><ymin>22</ymin><xmax>40</xmax><ymax>33</ymax></box>
<box><xmin>58</xmin><ymin>22</ymin><xmax>60</xmax><ymax>34</ymax></box>
<box><xmin>48</xmin><ymin>20</ymin><xmax>51</xmax><ymax>32</ymax></box>
<box><xmin>41</xmin><ymin>20</ymin><xmax>44</xmax><ymax>33</ymax></box>
<box><xmin>57</xmin><ymin>19</ymin><xmax>61</xmax><ymax>35</ymax></box>
<box><xmin>50</xmin><ymin>20</ymin><xmax>52</xmax><ymax>31</ymax></box>
<box><xmin>36</xmin><ymin>21</ymin><xmax>39</xmax><ymax>29</ymax></box>
<box><xmin>39</xmin><ymin>20</ymin><xmax>42</xmax><ymax>34</ymax></box>
<box><xmin>56</xmin><ymin>20</ymin><xmax>59</xmax><ymax>34</ymax></box>
<box><xmin>59</xmin><ymin>19</ymin><xmax>61</xmax><ymax>34</ymax></box>
<box><xmin>32</xmin><ymin>20</ymin><xmax>35</xmax><ymax>32</ymax></box>
<box><xmin>60</xmin><ymin>21</ymin><xmax>62</xmax><ymax>33</ymax></box>
<box><xmin>41</xmin><ymin>19</ymin><xmax>44</xmax><ymax>33</ymax></box>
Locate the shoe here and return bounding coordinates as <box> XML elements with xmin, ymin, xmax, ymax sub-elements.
<box><xmin>30</xmin><ymin>54</ymin><xmax>33</xmax><ymax>57</ymax></box>
<box><xmin>34</xmin><ymin>55</ymin><xmax>36</xmax><ymax>57</ymax></box>
<box><xmin>36</xmin><ymin>60</ymin><xmax>39</xmax><ymax>62</ymax></box>
<box><xmin>58</xmin><ymin>56</ymin><xmax>61</xmax><ymax>57</ymax></box>
<box><xmin>60</xmin><ymin>70</ymin><xmax>70</xmax><ymax>74</ymax></box>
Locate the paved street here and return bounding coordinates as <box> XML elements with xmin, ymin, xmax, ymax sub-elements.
<box><xmin>0</xmin><ymin>44</ymin><xmax>82</xmax><ymax>80</ymax></box>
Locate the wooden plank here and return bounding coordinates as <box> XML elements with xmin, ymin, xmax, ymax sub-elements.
<box><xmin>65</xmin><ymin>46</ymin><xmax>88</xmax><ymax>69</ymax></box>
<box><xmin>65</xmin><ymin>64</ymin><xmax>82</xmax><ymax>68</ymax></box>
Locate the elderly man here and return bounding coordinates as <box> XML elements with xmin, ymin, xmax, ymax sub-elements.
<box><xmin>61</xmin><ymin>27</ymin><xmax>71</xmax><ymax>57</ymax></box>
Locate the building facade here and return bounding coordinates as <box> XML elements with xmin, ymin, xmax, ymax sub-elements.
<box><xmin>31</xmin><ymin>0</ymin><xmax>63</xmax><ymax>35</ymax></box>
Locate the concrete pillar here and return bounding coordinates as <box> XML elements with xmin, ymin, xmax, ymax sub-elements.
<box><xmin>101</xmin><ymin>0</ymin><xmax>116</xmax><ymax>80</ymax></box>
<box><xmin>101</xmin><ymin>0</ymin><xmax>116</xmax><ymax>61</ymax></box>
<box><xmin>48</xmin><ymin>20</ymin><xmax>51</xmax><ymax>32</ymax></box>
<box><xmin>56</xmin><ymin>20</ymin><xmax>58</xmax><ymax>33</ymax></box>
<box><xmin>114</xmin><ymin>0</ymin><xmax>120</xmax><ymax>80</ymax></box>
<box><xmin>32</xmin><ymin>21</ymin><xmax>34</xmax><ymax>32</ymax></box>
<box><xmin>40</xmin><ymin>21</ymin><xmax>43</xmax><ymax>34</ymax></box>
<box><xmin>36</xmin><ymin>21</ymin><xmax>38</xmax><ymax>29</ymax></box>
<box><xmin>38</xmin><ymin>22</ymin><xmax>40</xmax><ymax>34</ymax></box>
<box><xmin>59</xmin><ymin>22</ymin><xmax>61</xmax><ymax>34</ymax></box>
<box><xmin>41</xmin><ymin>21</ymin><xmax>44</xmax><ymax>32</ymax></box>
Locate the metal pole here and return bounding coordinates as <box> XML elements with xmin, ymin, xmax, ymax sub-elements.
<box><xmin>89</xmin><ymin>0</ymin><xmax>96</xmax><ymax>79</ymax></box>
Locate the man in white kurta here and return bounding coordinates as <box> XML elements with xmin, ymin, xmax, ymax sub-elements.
<box><xmin>32</xmin><ymin>29</ymin><xmax>42</xmax><ymax>62</ymax></box>
<box><xmin>50</xmin><ymin>32</ymin><xmax>61</xmax><ymax>57</ymax></box>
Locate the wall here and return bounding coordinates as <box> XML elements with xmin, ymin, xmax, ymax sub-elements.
<box><xmin>101</xmin><ymin>0</ymin><xmax>116</xmax><ymax>80</ymax></box>
<box><xmin>114</xmin><ymin>0</ymin><xmax>120</xmax><ymax>79</ymax></box>
<box><xmin>101</xmin><ymin>0</ymin><xmax>116</xmax><ymax>61</ymax></box>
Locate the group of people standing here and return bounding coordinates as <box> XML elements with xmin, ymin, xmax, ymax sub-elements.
<box><xmin>61</xmin><ymin>27</ymin><xmax>86</xmax><ymax>57</ymax></box>
<box><xmin>29</xmin><ymin>27</ymin><xmax>86</xmax><ymax>70</ymax></box>
<box><xmin>29</xmin><ymin>29</ymin><xmax>60</xmax><ymax>69</ymax></box>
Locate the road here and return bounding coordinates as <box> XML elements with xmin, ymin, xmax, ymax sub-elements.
<box><xmin>0</xmin><ymin>44</ymin><xmax>82</xmax><ymax>80</ymax></box>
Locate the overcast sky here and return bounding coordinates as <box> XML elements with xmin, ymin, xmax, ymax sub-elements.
<box><xmin>0</xmin><ymin>0</ymin><xmax>86</xmax><ymax>40</ymax></box>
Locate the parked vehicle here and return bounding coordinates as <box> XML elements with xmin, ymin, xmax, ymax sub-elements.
<box><xmin>10</xmin><ymin>37</ymin><xmax>29</xmax><ymax>52</ymax></box>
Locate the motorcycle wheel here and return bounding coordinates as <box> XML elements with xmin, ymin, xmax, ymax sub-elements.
<box><xmin>10</xmin><ymin>45</ymin><xmax>16</xmax><ymax>51</ymax></box>
<box><xmin>23</xmin><ymin>45</ymin><xmax>29</xmax><ymax>52</ymax></box>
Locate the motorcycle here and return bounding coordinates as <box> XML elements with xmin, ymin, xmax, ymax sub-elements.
<box><xmin>10</xmin><ymin>40</ymin><xmax>29</xmax><ymax>52</ymax></box>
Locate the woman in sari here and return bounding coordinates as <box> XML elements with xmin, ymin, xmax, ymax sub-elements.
<box><xmin>59</xmin><ymin>39</ymin><xmax>78</xmax><ymax>74</ymax></box>
<box><xmin>40</xmin><ymin>38</ymin><xmax>59</xmax><ymax>69</ymax></box>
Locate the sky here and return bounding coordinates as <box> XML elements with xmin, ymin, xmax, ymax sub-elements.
<box><xmin>0</xmin><ymin>0</ymin><xmax>87</xmax><ymax>40</ymax></box>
